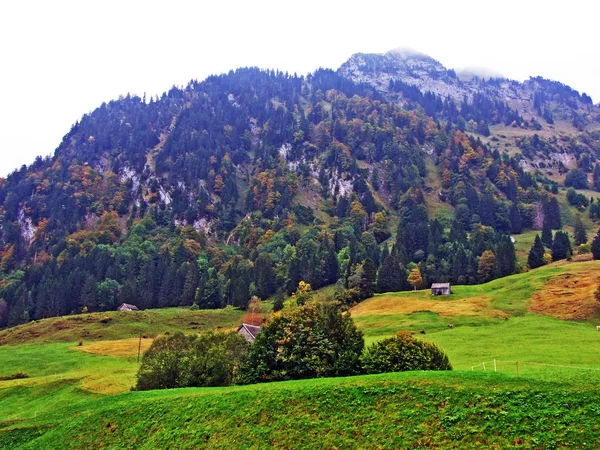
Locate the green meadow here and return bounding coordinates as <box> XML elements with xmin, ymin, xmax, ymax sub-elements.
<box><xmin>2</xmin><ymin>261</ymin><xmax>600</xmax><ymax>448</ymax></box>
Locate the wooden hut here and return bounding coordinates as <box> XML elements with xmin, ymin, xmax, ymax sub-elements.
<box><xmin>431</xmin><ymin>283</ymin><xmax>451</xmax><ymax>295</ymax></box>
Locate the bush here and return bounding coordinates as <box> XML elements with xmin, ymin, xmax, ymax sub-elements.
<box><xmin>565</xmin><ymin>169</ymin><xmax>589</xmax><ymax>189</ymax></box>
<box><xmin>135</xmin><ymin>331</ymin><xmax>248</xmax><ymax>390</ymax></box>
<box><xmin>362</xmin><ymin>331</ymin><xmax>452</xmax><ymax>374</ymax></box>
<box><xmin>239</xmin><ymin>302</ymin><xmax>364</xmax><ymax>384</ymax></box>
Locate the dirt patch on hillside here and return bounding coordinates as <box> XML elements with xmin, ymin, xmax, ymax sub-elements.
<box><xmin>73</xmin><ymin>338</ymin><xmax>153</xmax><ymax>357</ymax></box>
<box><xmin>351</xmin><ymin>294</ymin><xmax>507</xmax><ymax>319</ymax></box>
<box><xmin>530</xmin><ymin>273</ymin><xmax>600</xmax><ymax>320</ymax></box>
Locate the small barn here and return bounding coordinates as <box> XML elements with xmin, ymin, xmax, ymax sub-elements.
<box><xmin>117</xmin><ymin>303</ymin><xmax>139</xmax><ymax>311</ymax></box>
<box><xmin>431</xmin><ymin>283</ymin><xmax>451</xmax><ymax>296</ymax></box>
<box><xmin>237</xmin><ymin>323</ymin><xmax>262</xmax><ymax>344</ymax></box>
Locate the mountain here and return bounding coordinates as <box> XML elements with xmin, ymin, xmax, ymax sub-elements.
<box><xmin>0</xmin><ymin>50</ymin><xmax>598</xmax><ymax>328</ymax></box>
<box><xmin>339</xmin><ymin>49</ymin><xmax>600</xmax><ymax>173</ymax></box>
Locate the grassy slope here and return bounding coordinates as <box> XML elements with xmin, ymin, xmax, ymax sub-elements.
<box><xmin>3</xmin><ymin>372</ymin><xmax>599</xmax><ymax>449</ymax></box>
<box><xmin>2</xmin><ymin>262</ymin><xmax>600</xmax><ymax>448</ymax></box>
<box><xmin>0</xmin><ymin>306</ymin><xmax>244</xmax><ymax>346</ymax></box>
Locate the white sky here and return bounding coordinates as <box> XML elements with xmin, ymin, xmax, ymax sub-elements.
<box><xmin>1</xmin><ymin>0</ymin><xmax>598</xmax><ymax>176</ymax></box>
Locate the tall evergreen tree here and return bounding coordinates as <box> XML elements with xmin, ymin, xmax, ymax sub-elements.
<box><xmin>543</xmin><ymin>197</ymin><xmax>562</xmax><ymax>230</ymax></box>
<box><xmin>495</xmin><ymin>234</ymin><xmax>516</xmax><ymax>277</ymax></box>
<box><xmin>551</xmin><ymin>231</ymin><xmax>572</xmax><ymax>261</ymax></box>
<box><xmin>527</xmin><ymin>235</ymin><xmax>545</xmax><ymax>269</ymax></box>
<box><xmin>509</xmin><ymin>202</ymin><xmax>523</xmax><ymax>234</ymax></box>
<box><xmin>591</xmin><ymin>228</ymin><xmax>600</xmax><ymax>260</ymax></box>
<box><xmin>376</xmin><ymin>255</ymin><xmax>406</xmax><ymax>293</ymax></box>
<box><xmin>541</xmin><ymin>220</ymin><xmax>553</xmax><ymax>248</ymax></box>
<box><xmin>573</xmin><ymin>215</ymin><xmax>587</xmax><ymax>246</ymax></box>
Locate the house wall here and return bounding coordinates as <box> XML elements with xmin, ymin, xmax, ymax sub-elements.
<box><xmin>238</xmin><ymin>328</ymin><xmax>255</xmax><ymax>343</ymax></box>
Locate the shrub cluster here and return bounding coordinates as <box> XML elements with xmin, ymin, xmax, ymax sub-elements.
<box><xmin>136</xmin><ymin>303</ymin><xmax>452</xmax><ymax>390</ymax></box>
<box><xmin>362</xmin><ymin>331</ymin><xmax>452</xmax><ymax>373</ymax></box>
<box><xmin>135</xmin><ymin>331</ymin><xmax>248</xmax><ymax>390</ymax></box>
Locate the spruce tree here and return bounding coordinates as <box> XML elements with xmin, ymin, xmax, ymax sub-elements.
<box><xmin>541</xmin><ymin>220</ymin><xmax>553</xmax><ymax>248</ymax></box>
<box><xmin>543</xmin><ymin>197</ymin><xmax>562</xmax><ymax>230</ymax></box>
<box><xmin>551</xmin><ymin>231</ymin><xmax>572</xmax><ymax>261</ymax></box>
<box><xmin>527</xmin><ymin>235</ymin><xmax>545</xmax><ymax>269</ymax></box>
<box><xmin>376</xmin><ymin>255</ymin><xmax>406</xmax><ymax>293</ymax></box>
<box><xmin>573</xmin><ymin>215</ymin><xmax>587</xmax><ymax>246</ymax></box>
<box><xmin>495</xmin><ymin>234</ymin><xmax>516</xmax><ymax>277</ymax></box>
<box><xmin>509</xmin><ymin>202</ymin><xmax>523</xmax><ymax>234</ymax></box>
<box><xmin>592</xmin><ymin>228</ymin><xmax>600</xmax><ymax>260</ymax></box>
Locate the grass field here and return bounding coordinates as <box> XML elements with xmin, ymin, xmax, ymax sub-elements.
<box><xmin>2</xmin><ymin>261</ymin><xmax>600</xmax><ymax>448</ymax></box>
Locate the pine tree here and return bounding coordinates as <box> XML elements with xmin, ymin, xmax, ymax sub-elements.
<box><xmin>509</xmin><ymin>202</ymin><xmax>523</xmax><ymax>234</ymax></box>
<box><xmin>495</xmin><ymin>235</ymin><xmax>516</xmax><ymax>278</ymax></box>
<box><xmin>527</xmin><ymin>235</ymin><xmax>545</xmax><ymax>269</ymax></box>
<box><xmin>543</xmin><ymin>197</ymin><xmax>562</xmax><ymax>230</ymax></box>
<box><xmin>541</xmin><ymin>221</ymin><xmax>553</xmax><ymax>248</ymax></box>
<box><xmin>376</xmin><ymin>255</ymin><xmax>406</xmax><ymax>293</ymax></box>
<box><xmin>573</xmin><ymin>215</ymin><xmax>587</xmax><ymax>246</ymax></box>
<box><xmin>551</xmin><ymin>231</ymin><xmax>572</xmax><ymax>261</ymax></box>
<box><xmin>592</xmin><ymin>228</ymin><xmax>600</xmax><ymax>260</ymax></box>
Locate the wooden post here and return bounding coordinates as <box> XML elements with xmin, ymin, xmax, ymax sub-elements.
<box><xmin>137</xmin><ymin>332</ymin><xmax>142</xmax><ymax>364</ymax></box>
<box><xmin>483</xmin><ymin>362</ymin><xmax>486</xmax><ymax>372</ymax></box>
<box><xmin>516</xmin><ymin>361</ymin><xmax>519</xmax><ymax>378</ymax></box>
<box><xmin>494</xmin><ymin>359</ymin><xmax>497</xmax><ymax>372</ymax></box>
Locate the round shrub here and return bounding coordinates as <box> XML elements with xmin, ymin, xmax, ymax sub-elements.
<box><xmin>362</xmin><ymin>331</ymin><xmax>452</xmax><ymax>374</ymax></box>
<box><xmin>239</xmin><ymin>302</ymin><xmax>364</xmax><ymax>384</ymax></box>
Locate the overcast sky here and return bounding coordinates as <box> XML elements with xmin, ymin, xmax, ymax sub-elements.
<box><xmin>1</xmin><ymin>0</ymin><xmax>598</xmax><ymax>176</ymax></box>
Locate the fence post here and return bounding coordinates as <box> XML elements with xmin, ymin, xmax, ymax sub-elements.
<box><xmin>483</xmin><ymin>362</ymin><xmax>486</xmax><ymax>372</ymax></box>
<box><xmin>494</xmin><ymin>359</ymin><xmax>497</xmax><ymax>372</ymax></box>
<box><xmin>516</xmin><ymin>361</ymin><xmax>519</xmax><ymax>378</ymax></box>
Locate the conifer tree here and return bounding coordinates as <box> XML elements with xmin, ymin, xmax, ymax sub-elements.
<box><xmin>495</xmin><ymin>234</ymin><xmax>516</xmax><ymax>277</ymax></box>
<box><xmin>573</xmin><ymin>215</ymin><xmax>587</xmax><ymax>246</ymax></box>
<box><xmin>551</xmin><ymin>231</ymin><xmax>572</xmax><ymax>261</ymax></box>
<box><xmin>509</xmin><ymin>202</ymin><xmax>523</xmax><ymax>234</ymax></box>
<box><xmin>592</xmin><ymin>228</ymin><xmax>600</xmax><ymax>260</ymax></box>
<box><xmin>543</xmin><ymin>197</ymin><xmax>562</xmax><ymax>230</ymax></box>
<box><xmin>541</xmin><ymin>220</ymin><xmax>553</xmax><ymax>248</ymax></box>
<box><xmin>376</xmin><ymin>255</ymin><xmax>406</xmax><ymax>293</ymax></box>
<box><xmin>527</xmin><ymin>235</ymin><xmax>545</xmax><ymax>269</ymax></box>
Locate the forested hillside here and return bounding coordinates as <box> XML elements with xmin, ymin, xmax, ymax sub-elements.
<box><xmin>0</xmin><ymin>58</ymin><xmax>596</xmax><ymax>327</ymax></box>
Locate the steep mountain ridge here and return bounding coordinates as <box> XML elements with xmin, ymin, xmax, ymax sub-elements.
<box><xmin>0</xmin><ymin>52</ymin><xmax>597</xmax><ymax>328</ymax></box>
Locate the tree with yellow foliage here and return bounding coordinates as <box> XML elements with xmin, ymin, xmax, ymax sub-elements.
<box><xmin>407</xmin><ymin>267</ymin><xmax>423</xmax><ymax>291</ymax></box>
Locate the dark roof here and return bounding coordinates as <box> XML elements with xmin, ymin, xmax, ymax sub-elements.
<box><xmin>118</xmin><ymin>303</ymin><xmax>139</xmax><ymax>310</ymax></box>
<box><xmin>238</xmin><ymin>323</ymin><xmax>262</xmax><ymax>338</ymax></box>
<box><xmin>431</xmin><ymin>283</ymin><xmax>450</xmax><ymax>289</ymax></box>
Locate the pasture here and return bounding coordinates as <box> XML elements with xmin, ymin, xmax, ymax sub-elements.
<box><xmin>1</xmin><ymin>260</ymin><xmax>600</xmax><ymax>448</ymax></box>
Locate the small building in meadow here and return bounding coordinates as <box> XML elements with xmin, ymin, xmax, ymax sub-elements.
<box><xmin>431</xmin><ymin>283</ymin><xmax>452</xmax><ymax>296</ymax></box>
<box><xmin>237</xmin><ymin>323</ymin><xmax>262</xmax><ymax>344</ymax></box>
<box><xmin>117</xmin><ymin>303</ymin><xmax>139</xmax><ymax>311</ymax></box>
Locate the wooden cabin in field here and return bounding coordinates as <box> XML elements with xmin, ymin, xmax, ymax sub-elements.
<box><xmin>431</xmin><ymin>283</ymin><xmax>451</xmax><ymax>296</ymax></box>
<box><xmin>117</xmin><ymin>303</ymin><xmax>139</xmax><ymax>311</ymax></box>
<box><xmin>237</xmin><ymin>323</ymin><xmax>262</xmax><ymax>344</ymax></box>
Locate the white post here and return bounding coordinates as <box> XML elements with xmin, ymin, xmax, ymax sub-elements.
<box><xmin>494</xmin><ymin>359</ymin><xmax>497</xmax><ymax>372</ymax></box>
<box><xmin>483</xmin><ymin>362</ymin><xmax>486</xmax><ymax>372</ymax></box>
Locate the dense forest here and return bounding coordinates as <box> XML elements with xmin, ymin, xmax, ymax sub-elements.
<box><xmin>0</xmin><ymin>65</ymin><xmax>596</xmax><ymax>328</ymax></box>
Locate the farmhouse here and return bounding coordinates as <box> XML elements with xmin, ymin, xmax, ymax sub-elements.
<box><xmin>117</xmin><ymin>303</ymin><xmax>139</xmax><ymax>311</ymax></box>
<box><xmin>237</xmin><ymin>323</ymin><xmax>262</xmax><ymax>344</ymax></box>
<box><xmin>431</xmin><ymin>283</ymin><xmax>451</xmax><ymax>295</ymax></box>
